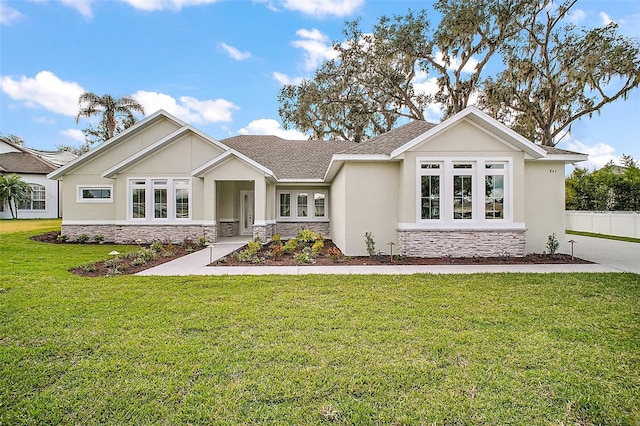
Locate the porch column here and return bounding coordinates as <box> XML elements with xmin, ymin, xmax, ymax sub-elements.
<box><xmin>202</xmin><ymin>176</ymin><xmax>217</xmax><ymax>243</ymax></box>
<box><xmin>253</xmin><ymin>178</ymin><xmax>268</xmax><ymax>241</ymax></box>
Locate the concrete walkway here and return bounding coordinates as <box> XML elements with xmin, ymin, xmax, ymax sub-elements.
<box><xmin>136</xmin><ymin>234</ymin><xmax>636</xmax><ymax>276</ymax></box>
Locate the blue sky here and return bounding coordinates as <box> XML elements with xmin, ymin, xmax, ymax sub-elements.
<box><xmin>1</xmin><ymin>0</ymin><xmax>639</xmax><ymax>170</ymax></box>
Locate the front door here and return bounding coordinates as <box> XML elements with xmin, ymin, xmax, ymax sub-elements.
<box><xmin>240</xmin><ymin>190</ymin><xmax>254</xmax><ymax>236</ymax></box>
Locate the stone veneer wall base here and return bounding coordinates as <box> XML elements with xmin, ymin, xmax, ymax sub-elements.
<box><xmin>62</xmin><ymin>224</ymin><xmax>217</xmax><ymax>244</ymax></box>
<box><xmin>398</xmin><ymin>229</ymin><xmax>526</xmax><ymax>258</ymax></box>
<box><xmin>275</xmin><ymin>222</ymin><xmax>330</xmax><ymax>239</ymax></box>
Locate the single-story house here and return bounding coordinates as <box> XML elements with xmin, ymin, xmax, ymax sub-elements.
<box><xmin>48</xmin><ymin>106</ymin><xmax>587</xmax><ymax>256</ymax></box>
<box><xmin>0</xmin><ymin>138</ymin><xmax>75</xmax><ymax>219</ymax></box>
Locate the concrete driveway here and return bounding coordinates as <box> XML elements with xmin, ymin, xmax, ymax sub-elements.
<box><xmin>566</xmin><ymin>234</ymin><xmax>640</xmax><ymax>274</ymax></box>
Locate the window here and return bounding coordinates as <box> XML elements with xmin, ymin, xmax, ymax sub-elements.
<box><xmin>420</xmin><ymin>163</ymin><xmax>441</xmax><ymax>220</ymax></box>
<box><xmin>175</xmin><ymin>179</ymin><xmax>189</xmax><ymax>219</ymax></box>
<box><xmin>78</xmin><ymin>186</ymin><xmax>113</xmax><ymax>203</ymax></box>
<box><xmin>314</xmin><ymin>193</ymin><xmax>326</xmax><ymax>218</ymax></box>
<box><xmin>453</xmin><ymin>163</ymin><xmax>474</xmax><ymax>220</ymax></box>
<box><xmin>18</xmin><ymin>184</ymin><xmax>45</xmax><ymax>210</ymax></box>
<box><xmin>418</xmin><ymin>159</ymin><xmax>510</xmax><ymax>224</ymax></box>
<box><xmin>278</xmin><ymin>190</ymin><xmax>328</xmax><ymax>220</ymax></box>
<box><xmin>279</xmin><ymin>193</ymin><xmax>291</xmax><ymax>217</ymax></box>
<box><xmin>297</xmin><ymin>193</ymin><xmax>308</xmax><ymax>217</ymax></box>
<box><xmin>153</xmin><ymin>180</ymin><xmax>168</xmax><ymax>219</ymax></box>
<box><xmin>131</xmin><ymin>180</ymin><xmax>146</xmax><ymax>219</ymax></box>
<box><xmin>485</xmin><ymin>163</ymin><xmax>506</xmax><ymax>219</ymax></box>
<box><xmin>129</xmin><ymin>178</ymin><xmax>191</xmax><ymax>221</ymax></box>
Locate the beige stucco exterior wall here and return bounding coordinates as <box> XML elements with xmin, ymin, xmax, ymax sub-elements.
<box><xmin>60</xmin><ymin>128</ymin><xmax>225</xmax><ymax>221</ymax></box>
<box><xmin>329</xmin><ymin>166</ymin><xmax>347</xmax><ymax>251</ymax></box>
<box><xmin>334</xmin><ymin>162</ymin><xmax>399</xmax><ymax>256</ymax></box>
<box><xmin>399</xmin><ymin>119</ymin><xmax>526</xmax><ymax>224</ymax></box>
<box><xmin>524</xmin><ymin>161</ymin><xmax>568</xmax><ymax>254</ymax></box>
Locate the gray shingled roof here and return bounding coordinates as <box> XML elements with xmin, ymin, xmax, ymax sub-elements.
<box><xmin>0</xmin><ymin>152</ymin><xmax>57</xmax><ymax>174</ymax></box>
<box><xmin>338</xmin><ymin>120</ymin><xmax>437</xmax><ymax>155</ymax></box>
<box><xmin>221</xmin><ymin>135</ymin><xmax>359</xmax><ymax>180</ymax></box>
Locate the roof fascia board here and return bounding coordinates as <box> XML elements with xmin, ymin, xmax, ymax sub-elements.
<box><xmin>533</xmin><ymin>154</ymin><xmax>589</xmax><ymax>163</ymax></box>
<box><xmin>48</xmin><ymin>109</ymin><xmax>186</xmax><ymax>180</ymax></box>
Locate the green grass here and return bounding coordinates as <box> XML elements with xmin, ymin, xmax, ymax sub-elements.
<box><xmin>566</xmin><ymin>229</ymin><xmax>640</xmax><ymax>243</ymax></box>
<box><xmin>1</xmin><ymin>223</ymin><xmax>639</xmax><ymax>424</ymax></box>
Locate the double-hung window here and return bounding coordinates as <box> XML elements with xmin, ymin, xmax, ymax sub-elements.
<box><xmin>278</xmin><ymin>189</ymin><xmax>328</xmax><ymax>220</ymax></box>
<box><xmin>129</xmin><ymin>178</ymin><xmax>191</xmax><ymax>221</ymax></box>
<box><xmin>418</xmin><ymin>159</ymin><xmax>510</xmax><ymax>224</ymax></box>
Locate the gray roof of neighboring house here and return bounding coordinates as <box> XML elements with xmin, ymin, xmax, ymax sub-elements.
<box><xmin>221</xmin><ymin>135</ymin><xmax>359</xmax><ymax>180</ymax></box>
<box><xmin>0</xmin><ymin>152</ymin><xmax>57</xmax><ymax>174</ymax></box>
<box><xmin>26</xmin><ymin>148</ymin><xmax>77</xmax><ymax>167</ymax></box>
<box><xmin>338</xmin><ymin>120</ymin><xmax>438</xmax><ymax>155</ymax></box>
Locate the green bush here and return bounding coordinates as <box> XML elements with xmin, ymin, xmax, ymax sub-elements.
<box><xmin>75</xmin><ymin>234</ymin><xmax>89</xmax><ymax>244</ymax></box>
<box><xmin>297</xmin><ymin>228</ymin><xmax>317</xmax><ymax>244</ymax></box>
<box><xmin>282</xmin><ymin>238</ymin><xmax>298</xmax><ymax>254</ymax></box>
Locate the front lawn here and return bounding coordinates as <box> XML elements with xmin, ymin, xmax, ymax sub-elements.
<box><xmin>1</xmin><ymin>224</ymin><xmax>639</xmax><ymax>424</ymax></box>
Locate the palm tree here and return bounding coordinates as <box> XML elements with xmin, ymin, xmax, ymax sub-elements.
<box><xmin>0</xmin><ymin>174</ymin><xmax>32</xmax><ymax>219</ymax></box>
<box><xmin>75</xmin><ymin>93</ymin><xmax>145</xmax><ymax>142</ymax></box>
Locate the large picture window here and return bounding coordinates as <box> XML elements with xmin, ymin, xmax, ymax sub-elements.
<box><xmin>129</xmin><ymin>178</ymin><xmax>191</xmax><ymax>221</ymax></box>
<box><xmin>278</xmin><ymin>189</ymin><xmax>328</xmax><ymax>220</ymax></box>
<box><xmin>418</xmin><ymin>159</ymin><xmax>510</xmax><ymax>225</ymax></box>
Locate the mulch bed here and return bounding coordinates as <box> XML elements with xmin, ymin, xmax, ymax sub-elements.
<box><xmin>31</xmin><ymin>232</ymin><xmax>591</xmax><ymax>277</ymax></box>
<box><xmin>31</xmin><ymin>231</ymin><xmax>204</xmax><ymax>277</ymax></box>
<box><xmin>213</xmin><ymin>239</ymin><xmax>591</xmax><ymax>267</ymax></box>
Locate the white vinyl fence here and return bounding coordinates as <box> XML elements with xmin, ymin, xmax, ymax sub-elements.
<box><xmin>566</xmin><ymin>211</ymin><xmax>640</xmax><ymax>239</ymax></box>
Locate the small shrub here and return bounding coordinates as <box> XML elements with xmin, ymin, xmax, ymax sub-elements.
<box><xmin>297</xmin><ymin>228</ymin><xmax>317</xmax><ymax>244</ymax></box>
<box><xmin>271</xmin><ymin>233</ymin><xmax>282</xmax><ymax>246</ymax></box>
<box><xmin>75</xmin><ymin>234</ymin><xmax>89</xmax><ymax>243</ymax></box>
<box><xmin>294</xmin><ymin>247</ymin><xmax>313</xmax><ymax>264</ymax></box>
<box><xmin>217</xmin><ymin>256</ymin><xmax>227</xmax><ymax>264</ymax></box>
<box><xmin>546</xmin><ymin>233</ymin><xmax>559</xmax><ymax>255</ymax></box>
<box><xmin>150</xmin><ymin>240</ymin><xmax>164</xmax><ymax>253</ymax></box>
<box><xmin>271</xmin><ymin>244</ymin><xmax>283</xmax><ymax>260</ymax></box>
<box><xmin>325</xmin><ymin>246</ymin><xmax>343</xmax><ymax>263</ymax></box>
<box><xmin>56</xmin><ymin>234</ymin><xmax>68</xmax><ymax>242</ymax></box>
<box><xmin>197</xmin><ymin>235</ymin><xmax>207</xmax><ymax>248</ymax></box>
<box><xmin>135</xmin><ymin>248</ymin><xmax>157</xmax><ymax>264</ymax></box>
<box><xmin>247</xmin><ymin>240</ymin><xmax>261</xmax><ymax>254</ymax></box>
<box><xmin>80</xmin><ymin>263</ymin><xmax>96</xmax><ymax>273</ymax></box>
<box><xmin>364</xmin><ymin>232</ymin><xmax>376</xmax><ymax>256</ymax></box>
<box><xmin>282</xmin><ymin>238</ymin><xmax>298</xmax><ymax>254</ymax></box>
<box><xmin>93</xmin><ymin>234</ymin><xmax>105</xmax><ymax>243</ymax></box>
<box><xmin>311</xmin><ymin>239</ymin><xmax>324</xmax><ymax>255</ymax></box>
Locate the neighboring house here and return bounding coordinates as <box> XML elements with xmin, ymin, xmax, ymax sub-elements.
<box><xmin>0</xmin><ymin>138</ymin><xmax>75</xmax><ymax>219</ymax></box>
<box><xmin>49</xmin><ymin>107</ymin><xmax>587</xmax><ymax>256</ymax></box>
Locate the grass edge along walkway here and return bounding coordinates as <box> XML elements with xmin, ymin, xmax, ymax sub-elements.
<box><xmin>566</xmin><ymin>229</ymin><xmax>640</xmax><ymax>243</ymax></box>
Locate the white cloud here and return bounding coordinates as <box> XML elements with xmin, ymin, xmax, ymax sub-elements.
<box><xmin>273</xmin><ymin>71</ymin><xmax>304</xmax><ymax>86</ymax></box>
<box><xmin>291</xmin><ymin>28</ymin><xmax>338</xmax><ymax>71</ymax></box>
<box><xmin>281</xmin><ymin>0</ymin><xmax>363</xmax><ymax>17</ymax></box>
<box><xmin>568</xmin><ymin>8</ymin><xmax>586</xmax><ymax>24</ymax></box>
<box><xmin>34</xmin><ymin>116</ymin><xmax>56</xmax><ymax>124</ymax></box>
<box><xmin>412</xmin><ymin>71</ymin><xmax>444</xmax><ymax>122</ymax></box>
<box><xmin>60</xmin><ymin>128</ymin><xmax>86</xmax><ymax>143</ymax></box>
<box><xmin>0</xmin><ymin>71</ymin><xmax>84</xmax><ymax>116</ymax></box>
<box><xmin>435</xmin><ymin>51</ymin><xmax>479</xmax><ymax>74</ymax></box>
<box><xmin>121</xmin><ymin>0</ymin><xmax>221</xmax><ymax>11</ymax></box>
<box><xmin>600</xmin><ymin>11</ymin><xmax>614</xmax><ymax>26</ymax></box>
<box><xmin>0</xmin><ymin>2</ymin><xmax>22</xmax><ymax>25</ymax></box>
<box><xmin>219</xmin><ymin>42</ymin><xmax>251</xmax><ymax>61</ymax></box>
<box><xmin>239</xmin><ymin>118</ymin><xmax>307</xmax><ymax>139</ymax></box>
<box><xmin>133</xmin><ymin>91</ymin><xmax>238</xmax><ymax>124</ymax></box>
<box><xmin>561</xmin><ymin>134</ymin><xmax>617</xmax><ymax>170</ymax></box>
<box><xmin>61</xmin><ymin>0</ymin><xmax>94</xmax><ymax>18</ymax></box>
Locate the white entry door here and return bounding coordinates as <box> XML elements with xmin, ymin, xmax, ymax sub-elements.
<box><xmin>240</xmin><ymin>190</ymin><xmax>254</xmax><ymax>236</ymax></box>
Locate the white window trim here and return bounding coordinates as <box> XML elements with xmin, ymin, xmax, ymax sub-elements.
<box><xmin>277</xmin><ymin>189</ymin><xmax>329</xmax><ymax>221</ymax></box>
<box><xmin>77</xmin><ymin>185</ymin><xmax>114</xmax><ymax>203</ymax></box>
<box><xmin>416</xmin><ymin>157</ymin><xmax>513</xmax><ymax>227</ymax></box>
<box><xmin>127</xmin><ymin>177</ymin><xmax>192</xmax><ymax>222</ymax></box>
